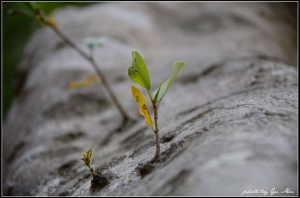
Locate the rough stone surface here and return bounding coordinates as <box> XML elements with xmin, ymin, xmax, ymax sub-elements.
<box><xmin>3</xmin><ymin>2</ymin><xmax>297</xmax><ymax>196</ymax></box>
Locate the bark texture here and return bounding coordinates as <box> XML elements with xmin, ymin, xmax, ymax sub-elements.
<box><xmin>3</xmin><ymin>2</ymin><xmax>297</xmax><ymax>196</ymax></box>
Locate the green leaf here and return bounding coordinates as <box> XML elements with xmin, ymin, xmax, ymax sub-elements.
<box><xmin>128</xmin><ymin>50</ymin><xmax>151</xmax><ymax>90</ymax></box>
<box><xmin>29</xmin><ymin>2</ymin><xmax>39</xmax><ymax>11</ymax></box>
<box><xmin>152</xmin><ymin>61</ymin><xmax>186</xmax><ymax>102</ymax></box>
<box><xmin>153</xmin><ymin>82</ymin><xmax>162</xmax><ymax>102</ymax></box>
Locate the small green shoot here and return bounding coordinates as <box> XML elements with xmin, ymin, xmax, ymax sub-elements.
<box><xmin>128</xmin><ymin>50</ymin><xmax>185</xmax><ymax>163</ymax></box>
<box><xmin>81</xmin><ymin>149</ymin><xmax>95</xmax><ymax>178</ymax></box>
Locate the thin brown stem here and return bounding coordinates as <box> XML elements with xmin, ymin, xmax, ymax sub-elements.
<box><xmin>89</xmin><ymin>58</ymin><xmax>130</xmax><ymax>124</ymax></box>
<box><xmin>50</xmin><ymin>26</ymin><xmax>90</xmax><ymax>60</ymax></box>
<box><xmin>49</xmin><ymin>25</ymin><xmax>130</xmax><ymax>124</ymax></box>
<box><xmin>151</xmin><ymin>104</ymin><xmax>160</xmax><ymax>164</ymax></box>
<box><xmin>90</xmin><ymin>167</ymin><xmax>95</xmax><ymax>178</ymax></box>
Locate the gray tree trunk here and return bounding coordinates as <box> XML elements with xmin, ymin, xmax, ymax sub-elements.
<box><xmin>3</xmin><ymin>2</ymin><xmax>297</xmax><ymax>196</ymax></box>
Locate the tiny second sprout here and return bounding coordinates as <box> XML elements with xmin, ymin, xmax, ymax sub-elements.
<box><xmin>128</xmin><ymin>50</ymin><xmax>185</xmax><ymax>163</ymax></box>
<box><xmin>81</xmin><ymin>149</ymin><xmax>95</xmax><ymax>177</ymax></box>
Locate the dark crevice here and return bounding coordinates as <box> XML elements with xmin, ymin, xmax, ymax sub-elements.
<box><xmin>177</xmin><ymin>85</ymin><xmax>265</xmax><ymax>118</ymax></box>
<box><xmin>179</xmin><ymin>12</ymin><xmax>255</xmax><ymax>35</ymax></box>
<box><xmin>7</xmin><ymin>141</ymin><xmax>27</xmax><ymax>164</ymax></box>
<box><xmin>156</xmin><ymin>139</ymin><xmax>187</xmax><ymax>165</ymax></box>
<box><xmin>178</xmin><ymin>55</ymin><xmax>288</xmax><ymax>86</ymax></box>
<box><xmin>120</xmin><ymin>126</ymin><xmax>148</xmax><ymax>148</ymax></box>
<box><xmin>43</xmin><ymin>93</ymin><xmax>109</xmax><ymax>120</ymax></box>
<box><xmin>58</xmin><ymin>160</ymin><xmax>78</xmax><ymax>176</ymax></box>
<box><xmin>100</xmin><ymin>119</ymin><xmax>139</xmax><ymax>146</ymax></box>
<box><xmin>160</xmin><ymin>132</ymin><xmax>176</xmax><ymax>143</ymax></box>
<box><xmin>54</xmin><ymin>131</ymin><xmax>85</xmax><ymax>142</ymax></box>
<box><xmin>199</xmin><ymin>63</ymin><xmax>220</xmax><ymax>77</ymax></box>
<box><xmin>31</xmin><ymin>146</ymin><xmax>81</xmax><ymax>160</ymax></box>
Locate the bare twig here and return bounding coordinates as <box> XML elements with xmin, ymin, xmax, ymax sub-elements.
<box><xmin>48</xmin><ymin>23</ymin><xmax>130</xmax><ymax>125</ymax></box>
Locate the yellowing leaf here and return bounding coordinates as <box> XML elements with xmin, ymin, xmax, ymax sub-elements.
<box><xmin>36</xmin><ymin>14</ymin><xmax>42</xmax><ymax>21</ymax></box>
<box><xmin>81</xmin><ymin>149</ymin><xmax>92</xmax><ymax>165</ymax></box>
<box><xmin>47</xmin><ymin>17</ymin><xmax>57</xmax><ymax>27</ymax></box>
<box><xmin>131</xmin><ymin>86</ymin><xmax>153</xmax><ymax>127</ymax></box>
<box><xmin>68</xmin><ymin>76</ymin><xmax>101</xmax><ymax>89</ymax></box>
<box><xmin>82</xmin><ymin>76</ymin><xmax>100</xmax><ymax>86</ymax></box>
<box><xmin>68</xmin><ymin>81</ymin><xmax>77</xmax><ymax>89</ymax></box>
<box><xmin>36</xmin><ymin>14</ymin><xmax>57</xmax><ymax>27</ymax></box>
<box><xmin>82</xmin><ymin>152</ymin><xmax>87</xmax><ymax>159</ymax></box>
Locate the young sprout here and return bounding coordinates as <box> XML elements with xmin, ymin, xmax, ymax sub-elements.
<box><xmin>128</xmin><ymin>50</ymin><xmax>185</xmax><ymax>163</ymax></box>
<box><xmin>81</xmin><ymin>149</ymin><xmax>95</xmax><ymax>177</ymax></box>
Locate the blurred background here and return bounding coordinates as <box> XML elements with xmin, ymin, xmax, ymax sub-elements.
<box><xmin>2</xmin><ymin>2</ymin><xmax>96</xmax><ymax>119</ymax></box>
<box><xmin>2</xmin><ymin>2</ymin><xmax>297</xmax><ymax>119</ymax></box>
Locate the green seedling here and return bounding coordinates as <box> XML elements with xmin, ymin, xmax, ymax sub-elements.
<box><xmin>6</xmin><ymin>2</ymin><xmax>130</xmax><ymax>125</ymax></box>
<box><xmin>128</xmin><ymin>50</ymin><xmax>185</xmax><ymax>163</ymax></box>
<box><xmin>81</xmin><ymin>149</ymin><xmax>95</xmax><ymax>177</ymax></box>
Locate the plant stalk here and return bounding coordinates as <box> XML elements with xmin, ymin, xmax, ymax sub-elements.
<box><xmin>49</xmin><ymin>25</ymin><xmax>130</xmax><ymax>124</ymax></box>
<box><xmin>151</xmin><ymin>104</ymin><xmax>160</xmax><ymax>163</ymax></box>
<box><xmin>88</xmin><ymin>164</ymin><xmax>95</xmax><ymax>178</ymax></box>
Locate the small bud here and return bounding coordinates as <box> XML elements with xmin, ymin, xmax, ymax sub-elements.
<box><xmin>85</xmin><ymin>38</ymin><xmax>96</xmax><ymax>49</ymax></box>
<box><xmin>81</xmin><ymin>149</ymin><xmax>92</xmax><ymax>165</ymax></box>
<box><xmin>81</xmin><ymin>149</ymin><xmax>94</xmax><ymax>177</ymax></box>
<box><xmin>35</xmin><ymin>13</ymin><xmax>57</xmax><ymax>27</ymax></box>
<box><xmin>85</xmin><ymin>37</ymin><xmax>106</xmax><ymax>49</ymax></box>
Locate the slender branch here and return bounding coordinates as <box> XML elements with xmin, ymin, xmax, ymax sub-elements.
<box><xmin>50</xmin><ymin>26</ymin><xmax>90</xmax><ymax>60</ymax></box>
<box><xmin>89</xmin><ymin>57</ymin><xmax>130</xmax><ymax>125</ymax></box>
<box><xmin>49</xmin><ymin>25</ymin><xmax>130</xmax><ymax>124</ymax></box>
<box><xmin>151</xmin><ymin>104</ymin><xmax>160</xmax><ymax>164</ymax></box>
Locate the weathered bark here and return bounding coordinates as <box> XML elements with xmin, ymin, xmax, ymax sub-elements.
<box><xmin>3</xmin><ymin>2</ymin><xmax>297</xmax><ymax>196</ymax></box>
